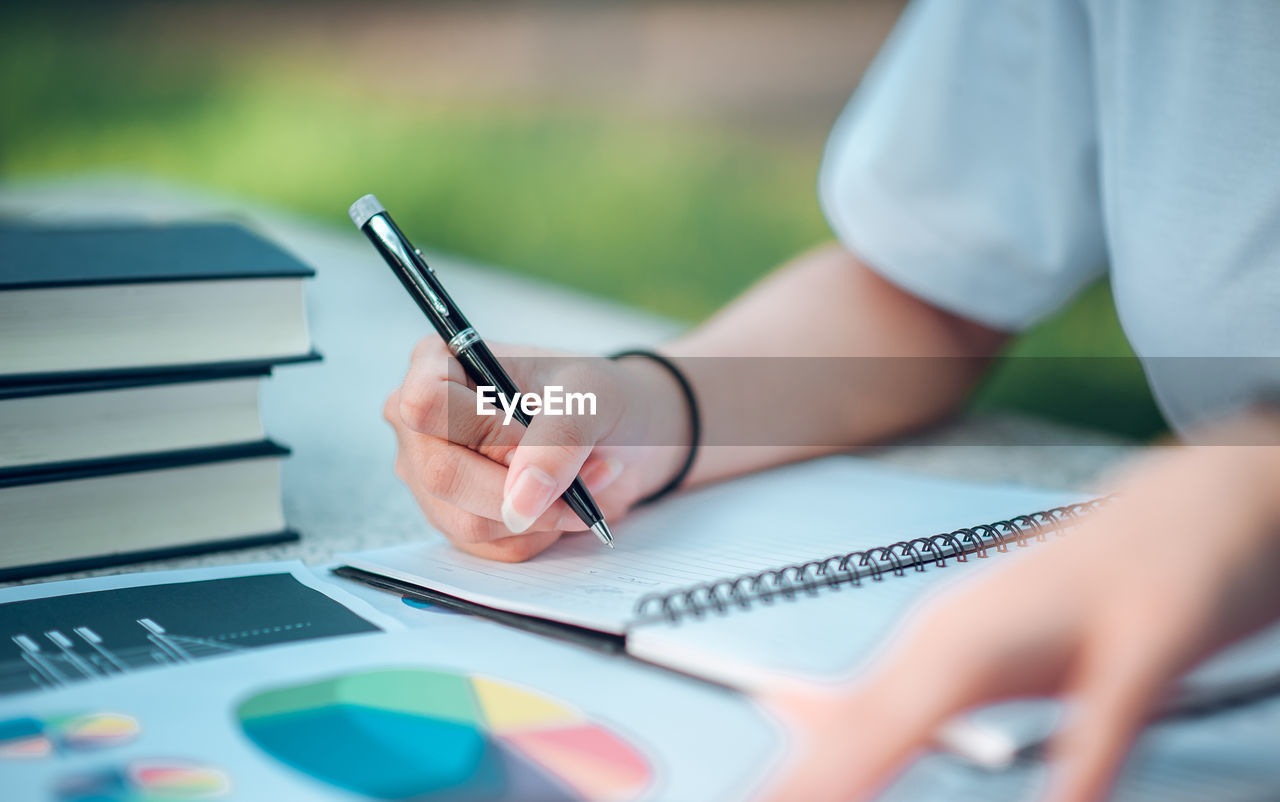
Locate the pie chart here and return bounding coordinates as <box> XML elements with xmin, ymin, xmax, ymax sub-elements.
<box><xmin>236</xmin><ymin>669</ymin><xmax>652</xmax><ymax>801</ymax></box>
<box><xmin>0</xmin><ymin>711</ymin><xmax>140</xmax><ymax>759</ymax></box>
<box><xmin>54</xmin><ymin>759</ymin><xmax>230</xmax><ymax>802</ymax></box>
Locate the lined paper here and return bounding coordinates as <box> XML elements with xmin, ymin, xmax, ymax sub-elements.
<box><xmin>626</xmin><ymin>553</ymin><xmax>966</xmax><ymax>688</ymax></box>
<box><xmin>345</xmin><ymin>456</ymin><xmax>1078</xmax><ymax>633</ymax></box>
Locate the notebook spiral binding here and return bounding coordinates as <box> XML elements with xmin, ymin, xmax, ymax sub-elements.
<box><xmin>632</xmin><ymin>496</ymin><xmax>1113</xmax><ymax>625</ymax></box>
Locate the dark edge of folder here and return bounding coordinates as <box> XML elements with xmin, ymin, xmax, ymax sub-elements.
<box><xmin>0</xmin><ymin>440</ymin><xmax>291</xmax><ymax>487</ymax></box>
<box><xmin>0</xmin><ymin>351</ymin><xmax>323</xmax><ymax>389</ymax></box>
<box><xmin>331</xmin><ymin>565</ymin><xmax>628</xmax><ymax>655</ymax></box>
<box><xmin>0</xmin><ymin>529</ymin><xmax>301</xmax><ymax>585</ymax></box>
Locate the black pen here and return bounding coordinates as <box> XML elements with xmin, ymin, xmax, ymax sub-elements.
<box><xmin>349</xmin><ymin>194</ymin><xmax>615</xmax><ymax>548</ymax></box>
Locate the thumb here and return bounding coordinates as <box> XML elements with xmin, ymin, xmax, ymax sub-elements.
<box><xmin>501</xmin><ymin>409</ymin><xmax>605</xmax><ymax>534</ymax></box>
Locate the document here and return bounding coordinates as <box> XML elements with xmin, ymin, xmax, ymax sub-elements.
<box><xmin>0</xmin><ymin>562</ymin><xmax>397</xmax><ymax>697</ymax></box>
<box><xmin>0</xmin><ymin>612</ymin><xmax>779</xmax><ymax>802</ymax></box>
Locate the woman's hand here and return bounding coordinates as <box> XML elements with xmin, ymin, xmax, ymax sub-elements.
<box><xmin>758</xmin><ymin>413</ymin><xmax>1280</xmax><ymax>802</ymax></box>
<box><xmin>384</xmin><ymin>338</ymin><xmax>691</xmax><ymax>561</ymax></box>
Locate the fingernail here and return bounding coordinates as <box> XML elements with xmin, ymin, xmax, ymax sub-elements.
<box><xmin>583</xmin><ymin>457</ymin><xmax>624</xmax><ymax>493</ymax></box>
<box><xmin>501</xmin><ymin>466</ymin><xmax>557</xmax><ymax>534</ymax></box>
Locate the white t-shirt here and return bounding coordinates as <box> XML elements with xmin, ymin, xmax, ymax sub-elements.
<box><xmin>820</xmin><ymin>0</ymin><xmax>1280</xmax><ymax>432</ymax></box>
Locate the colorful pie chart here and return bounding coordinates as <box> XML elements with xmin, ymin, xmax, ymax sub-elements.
<box><xmin>237</xmin><ymin>669</ymin><xmax>652</xmax><ymax>801</ymax></box>
<box><xmin>54</xmin><ymin>758</ymin><xmax>230</xmax><ymax>802</ymax></box>
<box><xmin>0</xmin><ymin>716</ymin><xmax>52</xmax><ymax>759</ymax></box>
<box><xmin>54</xmin><ymin>712</ymin><xmax>141</xmax><ymax>751</ymax></box>
<box><xmin>0</xmin><ymin>711</ymin><xmax>139</xmax><ymax>759</ymax></box>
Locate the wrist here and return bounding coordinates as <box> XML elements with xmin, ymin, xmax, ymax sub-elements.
<box><xmin>612</xmin><ymin>353</ymin><xmax>696</xmax><ymax>501</ymax></box>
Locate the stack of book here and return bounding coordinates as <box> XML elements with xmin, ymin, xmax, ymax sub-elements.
<box><xmin>0</xmin><ymin>221</ymin><xmax>319</xmax><ymax>581</ymax></box>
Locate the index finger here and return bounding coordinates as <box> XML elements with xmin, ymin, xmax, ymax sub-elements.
<box><xmin>386</xmin><ymin>391</ymin><xmax>580</xmax><ymax>533</ymax></box>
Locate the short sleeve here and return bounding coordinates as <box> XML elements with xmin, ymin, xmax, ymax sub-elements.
<box><xmin>820</xmin><ymin>0</ymin><xmax>1107</xmax><ymax>331</ymax></box>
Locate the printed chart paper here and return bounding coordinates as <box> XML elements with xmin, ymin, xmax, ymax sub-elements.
<box><xmin>0</xmin><ymin>562</ymin><xmax>398</xmax><ymax>697</ymax></box>
<box><xmin>0</xmin><ymin>615</ymin><xmax>779</xmax><ymax>801</ymax></box>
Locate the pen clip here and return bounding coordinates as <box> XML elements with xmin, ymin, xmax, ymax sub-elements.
<box><xmin>369</xmin><ymin>216</ymin><xmax>449</xmax><ymax>317</ymax></box>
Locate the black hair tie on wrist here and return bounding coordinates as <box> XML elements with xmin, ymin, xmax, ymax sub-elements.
<box><xmin>609</xmin><ymin>349</ymin><xmax>700</xmax><ymax>505</ymax></box>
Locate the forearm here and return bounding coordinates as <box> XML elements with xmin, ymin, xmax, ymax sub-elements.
<box><xmin>655</xmin><ymin>243</ymin><xmax>1007</xmax><ymax>486</ymax></box>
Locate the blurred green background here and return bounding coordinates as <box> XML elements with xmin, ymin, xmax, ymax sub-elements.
<box><xmin>0</xmin><ymin>0</ymin><xmax>1165</xmax><ymax>438</ymax></box>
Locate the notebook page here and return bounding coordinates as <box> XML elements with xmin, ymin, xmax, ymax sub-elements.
<box><xmin>345</xmin><ymin>456</ymin><xmax>1080</xmax><ymax>634</ymax></box>
<box><xmin>625</xmin><ymin>543</ymin><xmax>1000</xmax><ymax>689</ymax></box>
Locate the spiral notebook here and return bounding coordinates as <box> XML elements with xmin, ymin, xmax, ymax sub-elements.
<box><xmin>339</xmin><ymin>457</ymin><xmax>1093</xmax><ymax>688</ymax></box>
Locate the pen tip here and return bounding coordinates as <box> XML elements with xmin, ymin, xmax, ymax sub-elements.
<box><xmin>591</xmin><ymin>521</ymin><xmax>615</xmax><ymax>549</ymax></box>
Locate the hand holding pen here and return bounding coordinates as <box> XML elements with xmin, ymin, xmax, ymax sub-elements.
<box><xmin>351</xmin><ymin>195</ymin><xmax>698</xmax><ymax>559</ymax></box>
